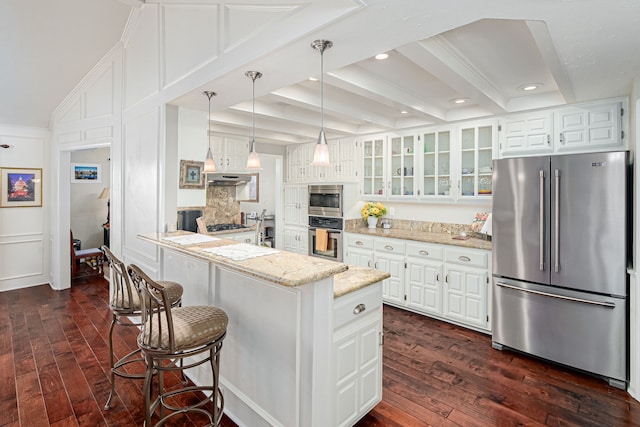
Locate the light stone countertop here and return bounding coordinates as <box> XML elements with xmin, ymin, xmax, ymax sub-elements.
<box><xmin>333</xmin><ymin>266</ymin><xmax>390</xmax><ymax>298</ymax></box>
<box><xmin>140</xmin><ymin>232</ymin><xmax>363</xmax><ymax>292</ymax></box>
<box><xmin>346</xmin><ymin>227</ymin><xmax>492</xmax><ymax>251</ymax></box>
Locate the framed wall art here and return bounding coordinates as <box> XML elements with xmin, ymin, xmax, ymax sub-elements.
<box><xmin>71</xmin><ymin>163</ymin><xmax>101</xmax><ymax>183</ymax></box>
<box><xmin>1</xmin><ymin>167</ymin><xmax>43</xmax><ymax>207</ymax></box>
<box><xmin>239</xmin><ymin>173</ymin><xmax>259</xmax><ymax>202</ymax></box>
<box><xmin>179</xmin><ymin>160</ymin><xmax>205</xmax><ymax>189</ymax></box>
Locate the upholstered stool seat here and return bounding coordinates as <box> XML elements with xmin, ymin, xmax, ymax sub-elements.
<box><xmin>101</xmin><ymin>246</ymin><xmax>184</xmax><ymax>411</ymax></box>
<box><xmin>128</xmin><ymin>264</ymin><xmax>228</xmax><ymax>427</ymax></box>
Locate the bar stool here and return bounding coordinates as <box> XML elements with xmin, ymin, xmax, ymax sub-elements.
<box><xmin>101</xmin><ymin>246</ymin><xmax>184</xmax><ymax>410</ymax></box>
<box><xmin>128</xmin><ymin>264</ymin><xmax>228</xmax><ymax>427</ymax></box>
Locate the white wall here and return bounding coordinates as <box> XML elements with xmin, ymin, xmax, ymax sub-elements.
<box><xmin>70</xmin><ymin>148</ymin><xmax>110</xmax><ymax>249</ymax></box>
<box><xmin>177</xmin><ymin>106</ymin><xmax>207</xmax><ymax>208</ymax></box>
<box><xmin>0</xmin><ymin>125</ymin><xmax>50</xmax><ymax>292</ymax></box>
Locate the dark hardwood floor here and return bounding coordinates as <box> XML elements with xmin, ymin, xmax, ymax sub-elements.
<box><xmin>1</xmin><ymin>276</ymin><xmax>639</xmax><ymax>426</ymax></box>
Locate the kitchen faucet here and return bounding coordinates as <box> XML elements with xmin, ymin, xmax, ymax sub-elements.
<box><xmin>254</xmin><ymin>209</ymin><xmax>267</xmax><ymax>245</ymax></box>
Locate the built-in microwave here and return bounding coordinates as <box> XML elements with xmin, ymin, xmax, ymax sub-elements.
<box><xmin>308</xmin><ymin>185</ymin><xmax>343</xmax><ymax>217</ymax></box>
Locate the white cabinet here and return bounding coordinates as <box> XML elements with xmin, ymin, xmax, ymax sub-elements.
<box><xmin>283</xmin><ymin>226</ymin><xmax>308</xmax><ymax>254</ymax></box>
<box><xmin>283</xmin><ymin>184</ymin><xmax>308</xmax><ymax>226</ymax></box>
<box><xmin>362</xmin><ymin>136</ymin><xmax>387</xmax><ymax>197</ymax></box>
<box><xmin>210</xmin><ymin>136</ymin><xmax>249</xmax><ymax>171</ymax></box>
<box><xmin>344</xmin><ymin>232</ymin><xmax>491</xmax><ymax>332</ymax></box>
<box><xmin>388</xmin><ymin>133</ymin><xmax>417</xmax><ymax>197</ymax></box>
<box><xmin>333</xmin><ymin>283</ymin><xmax>383</xmax><ymax>427</ymax></box>
<box><xmin>443</xmin><ymin>247</ymin><xmax>489</xmax><ymax>330</ymax></box>
<box><xmin>499</xmin><ymin>99</ymin><xmax>626</xmax><ymax>158</ymax></box>
<box><xmin>499</xmin><ymin>112</ymin><xmax>553</xmax><ymax>157</ymax></box>
<box><xmin>226</xmin><ymin>231</ymin><xmax>254</xmax><ymax>244</ymax></box>
<box><xmin>287</xmin><ymin>140</ymin><xmax>360</xmax><ymax>183</ymax></box>
<box><xmin>286</xmin><ymin>144</ymin><xmax>313</xmax><ymax>182</ymax></box>
<box><xmin>421</xmin><ymin>127</ymin><xmax>452</xmax><ymax>197</ymax></box>
<box><xmin>344</xmin><ymin>234</ymin><xmax>374</xmax><ymax>268</ymax></box>
<box><xmin>456</xmin><ymin>120</ymin><xmax>496</xmax><ymax>199</ymax></box>
<box><xmin>554</xmin><ymin>100</ymin><xmax>623</xmax><ymax>153</ymax></box>
<box><xmin>373</xmin><ymin>238</ymin><xmax>405</xmax><ymax>305</ymax></box>
<box><xmin>406</xmin><ymin>242</ymin><xmax>444</xmax><ymax>316</ymax></box>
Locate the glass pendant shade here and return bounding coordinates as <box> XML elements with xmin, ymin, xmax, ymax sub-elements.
<box><xmin>311</xmin><ymin>40</ymin><xmax>333</xmax><ymax>166</ymax></box>
<box><xmin>246</xmin><ymin>139</ymin><xmax>261</xmax><ymax>169</ymax></box>
<box><xmin>203</xmin><ymin>90</ymin><xmax>217</xmax><ymax>173</ymax></box>
<box><xmin>310</xmin><ymin>129</ymin><xmax>330</xmax><ymax>166</ymax></box>
<box><xmin>204</xmin><ymin>147</ymin><xmax>216</xmax><ymax>173</ymax></box>
<box><xmin>245</xmin><ymin>71</ymin><xmax>263</xmax><ymax>170</ymax></box>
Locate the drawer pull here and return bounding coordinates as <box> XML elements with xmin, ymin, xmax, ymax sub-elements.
<box><xmin>384</xmin><ymin>245</ymin><xmax>394</xmax><ymax>250</ymax></box>
<box><xmin>356</xmin><ymin>241</ymin><xmax>364</xmax><ymax>246</ymax></box>
<box><xmin>458</xmin><ymin>255</ymin><xmax>471</xmax><ymax>262</ymax></box>
<box><xmin>419</xmin><ymin>250</ymin><xmax>429</xmax><ymax>256</ymax></box>
<box><xmin>353</xmin><ymin>303</ymin><xmax>366</xmax><ymax>314</ymax></box>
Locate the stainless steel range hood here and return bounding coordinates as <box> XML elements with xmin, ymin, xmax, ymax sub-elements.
<box><xmin>207</xmin><ymin>173</ymin><xmax>251</xmax><ymax>186</ymax></box>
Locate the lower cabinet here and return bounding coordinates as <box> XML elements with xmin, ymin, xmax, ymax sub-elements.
<box><xmin>225</xmin><ymin>231</ymin><xmax>254</xmax><ymax>244</ymax></box>
<box><xmin>345</xmin><ymin>232</ymin><xmax>491</xmax><ymax>332</ymax></box>
<box><xmin>283</xmin><ymin>225</ymin><xmax>308</xmax><ymax>254</ymax></box>
<box><xmin>333</xmin><ymin>282</ymin><xmax>383</xmax><ymax>427</ymax></box>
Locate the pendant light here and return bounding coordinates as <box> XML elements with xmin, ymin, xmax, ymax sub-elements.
<box><xmin>245</xmin><ymin>70</ymin><xmax>263</xmax><ymax>169</ymax></box>
<box><xmin>310</xmin><ymin>39</ymin><xmax>332</xmax><ymax>166</ymax></box>
<box><xmin>203</xmin><ymin>90</ymin><xmax>217</xmax><ymax>173</ymax></box>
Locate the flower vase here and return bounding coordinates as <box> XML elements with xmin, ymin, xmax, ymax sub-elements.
<box><xmin>367</xmin><ymin>216</ymin><xmax>378</xmax><ymax>229</ymax></box>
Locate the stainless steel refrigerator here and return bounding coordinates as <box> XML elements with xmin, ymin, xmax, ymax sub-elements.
<box><xmin>491</xmin><ymin>151</ymin><xmax>629</xmax><ymax>388</ymax></box>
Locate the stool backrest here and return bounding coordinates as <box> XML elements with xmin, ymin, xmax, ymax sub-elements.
<box><xmin>102</xmin><ymin>246</ymin><xmax>140</xmax><ymax>314</ymax></box>
<box><xmin>127</xmin><ymin>264</ymin><xmax>177</xmax><ymax>353</ymax></box>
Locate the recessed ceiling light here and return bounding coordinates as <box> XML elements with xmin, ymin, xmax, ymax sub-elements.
<box><xmin>520</xmin><ymin>83</ymin><xmax>542</xmax><ymax>91</ymax></box>
<box><xmin>375</xmin><ymin>53</ymin><xmax>389</xmax><ymax>60</ymax></box>
<box><xmin>400</xmin><ymin>110</ymin><xmax>408</xmax><ymax>114</ymax></box>
<box><xmin>450</xmin><ymin>97</ymin><xmax>469</xmax><ymax>104</ymax></box>
<box><xmin>309</xmin><ymin>76</ymin><xmax>318</xmax><ymax>82</ymax></box>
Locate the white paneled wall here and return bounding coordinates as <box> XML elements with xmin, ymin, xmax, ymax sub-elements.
<box><xmin>0</xmin><ymin>126</ymin><xmax>49</xmax><ymax>291</ymax></box>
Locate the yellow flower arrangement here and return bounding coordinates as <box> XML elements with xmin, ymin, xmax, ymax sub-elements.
<box><xmin>361</xmin><ymin>201</ymin><xmax>387</xmax><ymax>220</ymax></box>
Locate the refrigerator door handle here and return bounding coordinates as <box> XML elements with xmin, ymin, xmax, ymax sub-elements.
<box><xmin>539</xmin><ymin>170</ymin><xmax>545</xmax><ymax>271</ymax></box>
<box><xmin>554</xmin><ymin>169</ymin><xmax>560</xmax><ymax>273</ymax></box>
<box><xmin>495</xmin><ymin>282</ymin><xmax>616</xmax><ymax>309</ymax></box>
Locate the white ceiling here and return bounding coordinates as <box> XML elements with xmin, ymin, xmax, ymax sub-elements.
<box><xmin>3</xmin><ymin>1</ymin><xmax>640</xmax><ymax>145</ymax></box>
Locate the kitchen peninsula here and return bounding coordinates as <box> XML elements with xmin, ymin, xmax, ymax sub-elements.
<box><xmin>139</xmin><ymin>231</ymin><xmax>389</xmax><ymax>427</ymax></box>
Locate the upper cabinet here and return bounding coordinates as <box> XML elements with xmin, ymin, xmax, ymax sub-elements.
<box><xmin>361</xmin><ymin>119</ymin><xmax>497</xmax><ymax>202</ymax></box>
<box><xmin>211</xmin><ymin>136</ymin><xmax>249</xmax><ymax>172</ymax></box>
<box><xmin>499</xmin><ymin>98</ymin><xmax>626</xmax><ymax>158</ymax></box>
<box><xmin>286</xmin><ymin>140</ymin><xmax>361</xmax><ymax>183</ymax></box>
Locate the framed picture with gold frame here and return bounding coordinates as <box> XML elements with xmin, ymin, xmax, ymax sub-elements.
<box><xmin>1</xmin><ymin>167</ymin><xmax>43</xmax><ymax>207</ymax></box>
<box><xmin>179</xmin><ymin>160</ymin><xmax>205</xmax><ymax>189</ymax></box>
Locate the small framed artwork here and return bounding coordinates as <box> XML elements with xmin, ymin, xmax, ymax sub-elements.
<box><xmin>71</xmin><ymin>163</ymin><xmax>101</xmax><ymax>183</ymax></box>
<box><xmin>179</xmin><ymin>160</ymin><xmax>205</xmax><ymax>189</ymax></box>
<box><xmin>240</xmin><ymin>173</ymin><xmax>259</xmax><ymax>202</ymax></box>
<box><xmin>1</xmin><ymin>167</ymin><xmax>43</xmax><ymax>207</ymax></box>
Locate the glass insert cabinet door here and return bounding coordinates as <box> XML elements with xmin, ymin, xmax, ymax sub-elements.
<box><xmin>363</xmin><ymin>137</ymin><xmax>386</xmax><ymax>196</ymax></box>
<box><xmin>422</xmin><ymin>129</ymin><xmax>451</xmax><ymax>196</ymax></box>
<box><xmin>390</xmin><ymin>135</ymin><xmax>415</xmax><ymax>196</ymax></box>
<box><xmin>459</xmin><ymin>124</ymin><xmax>493</xmax><ymax>197</ymax></box>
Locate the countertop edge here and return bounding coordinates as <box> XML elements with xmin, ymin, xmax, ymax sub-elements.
<box><xmin>139</xmin><ymin>232</ymin><xmax>348</xmax><ymax>287</ymax></box>
<box><xmin>345</xmin><ymin>228</ymin><xmax>492</xmax><ymax>251</ymax></box>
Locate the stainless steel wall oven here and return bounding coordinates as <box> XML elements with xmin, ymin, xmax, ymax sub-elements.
<box><xmin>308</xmin><ymin>216</ymin><xmax>343</xmax><ymax>262</ymax></box>
<box><xmin>308</xmin><ymin>185</ymin><xmax>342</xmax><ymax>217</ymax></box>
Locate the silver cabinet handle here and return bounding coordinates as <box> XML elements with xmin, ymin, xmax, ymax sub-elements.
<box><xmin>384</xmin><ymin>245</ymin><xmax>394</xmax><ymax>251</ymax></box>
<box><xmin>496</xmin><ymin>282</ymin><xmax>615</xmax><ymax>308</ymax></box>
<box><xmin>546</xmin><ymin>134</ymin><xmax>551</xmax><ymax>145</ymax></box>
<box><xmin>554</xmin><ymin>169</ymin><xmax>560</xmax><ymax>273</ymax></box>
<box><xmin>458</xmin><ymin>255</ymin><xmax>471</xmax><ymax>262</ymax></box>
<box><xmin>539</xmin><ymin>169</ymin><xmax>545</xmax><ymax>271</ymax></box>
<box><xmin>367</xmin><ymin>260</ymin><xmax>371</xmax><ymax>268</ymax></box>
<box><xmin>419</xmin><ymin>250</ymin><xmax>429</xmax><ymax>256</ymax></box>
<box><xmin>436</xmin><ymin>273</ymin><xmax>440</xmax><ymax>281</ymax></box>
<box><xmin>356</xmin><ymin>241</ymin><xmax>364</xmax><ymax>246</ymax></box>
<box><xmin>244</xmin><ymin>238</ymin><xmax>251</xmax><ymax>243</ymax></box>
<box><xmin>353</xmin><ymin>303</ymin><xmax>366</xmax><ymax>314</ymax></box>
<box><xmin>559</xmin><ymin>132</ymin><xmax>564</xmax><ymax>144</ymax></box>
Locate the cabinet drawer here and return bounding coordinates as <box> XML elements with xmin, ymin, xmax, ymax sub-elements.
<box><xmin>374</xmin><ymin>238</ymin><xmax>405</xmax><ymax>254</ymax></box>
<box><xmin>406</xmin><ymin>242</ymin><xmax>443</xmax><ymax>261</ymax></box>
<box><xmin>346</xmin><ymin>234</ymin><xmax>374</xmax><ymax>250</ymax></box>
<box><xmin>444</xmin><ymin>248</ymin><xmax>488</xmax><ymax>269</ymax></box>
<box><xmin>334</xmin><ymin>283</ymin><xmax>382</xmax><ymax>330</ymax></box>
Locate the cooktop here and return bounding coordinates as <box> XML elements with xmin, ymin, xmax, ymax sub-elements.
<box><xmin>207</xmin><ymin>223</ymin><xmax>250</xmax><ymax>232</ymax></box>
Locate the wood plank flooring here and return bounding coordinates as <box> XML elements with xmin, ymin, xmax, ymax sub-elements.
<box><xmin>1</xmin><ymin>277</ymin><xmax>639</xmax><ymax>426</ymax></box>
